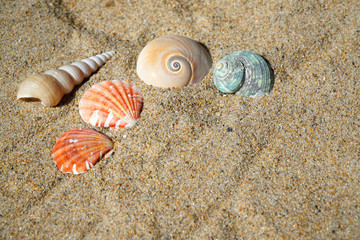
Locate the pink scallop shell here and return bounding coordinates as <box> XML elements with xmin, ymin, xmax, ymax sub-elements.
<box><xmin>79</xmin><ymin>80</ymin><xmax>143</xmax><ymax>129</ymax></box>
<box><xmin>52</xmin><ymin>128</ymin><xmax>114</xmax><ymax>174</ymax></box>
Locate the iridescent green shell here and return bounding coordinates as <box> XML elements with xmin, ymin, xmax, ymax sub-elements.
<box><xmin>213</xmin><ymin>51</ymin><xmax>274</xmax><ymax>98</ymax></box>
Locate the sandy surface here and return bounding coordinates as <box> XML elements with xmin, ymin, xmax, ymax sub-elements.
<box><xmin>1</xmin><ymin>0</ymin><xmax>359</xmax><ymax>239</ymax></box>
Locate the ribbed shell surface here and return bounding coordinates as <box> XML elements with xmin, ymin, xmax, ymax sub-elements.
<box><xmin>79</xmin><ymin>80</ymin><xmax>143</xmax><ymax>129</ymax></box>
<box><xmin>52</xmin><ymin>128</ymin><xmax>113</xmax><ymax>174</ymax></box>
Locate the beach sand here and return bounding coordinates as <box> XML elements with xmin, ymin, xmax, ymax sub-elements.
<box><xmin>1</xmin><ymin>0</ymin><xmax>359</xmax><ymax>238</ymax></box>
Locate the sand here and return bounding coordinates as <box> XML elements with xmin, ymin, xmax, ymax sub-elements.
<box><xmin>1</xmin><ymin>0</ymin><xmax>359</xmax><ymax>239</ymax></box>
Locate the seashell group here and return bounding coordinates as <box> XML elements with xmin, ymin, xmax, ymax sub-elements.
<box><xmin>79</xmin><ymin>80</ymin><xmax>143</xmax><ymax>129</ymax></box>
<box><xmin>136</xmin><ymin>35</ymin><xmax>212</xmax><ymax>88</ymax></box>
<box><xmin>213</xmin><ymin>51</ymin><xmax>274</xmax><ymax>98</ymax></box>
<box><xmin>17</xmin><ymin>51</ymin><xmax>115</xmax><ymax>106</ymax></box>
<box><xmin>52</xmin><ymin>128</ymin><xmax>114</xmax><ymax>174</ymax></box>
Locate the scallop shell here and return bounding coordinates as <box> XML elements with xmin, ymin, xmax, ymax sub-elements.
<box><xmin>79</xmin><ymin>80</ymin><xmax>143</xmax><ymax>129</ymax></box>
<box><xmin>52</xmin><ymin>128</ymin><xmax>114</xmax><ymax>174</ymax></box>
<box><xmin>213</xmin><ymin>51</ymin><xmax>274</xmax><ymax>98</ymax></box>
<box><xmin>136</xmin><ymin>35</ymin><xmax>212</xmax><ymax>88</ymax></box>
<box><xmin>17</xmin><ymin>51</ymin><xmax>115</xmax><ymax>106</ymax></box>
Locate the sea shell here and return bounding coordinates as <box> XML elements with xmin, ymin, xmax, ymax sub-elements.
<box><xmin>79</xmin><ymin>80</ymin><xmax>143</xmax><ymax>129</ymax></box>
<box><xmin>52</xmin><ymin>128</ymin><xmax>114</xmax><ymax>174</ymax></box>
<box><xmin>17</xmin><ymin>51</ymin><xmax>115</xmax><ymax>106</ymax></box>
<box><xmin>213</xmin><ymin>51</ymin><xmax>274</xmax><ymax>98</ymax></box>
<box><xmin>136</xmin><ymin>35</ymin><xmax>212</xmax><ymax>88</ymax></box>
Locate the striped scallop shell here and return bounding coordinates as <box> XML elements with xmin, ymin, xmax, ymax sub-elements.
<box><xmin>213</xmin><ymin>51</ymin><xmax>274</xmax><ymax>98</ymax></box>
<box><xmin>52</xmin><ymin>128</ymin><xmax>114</xmax><ymax>174</ymax></box>
<box><xmin>79</xmin><ymin>80</ymin><xmax>143</xmax><ymax>129</ymax></box>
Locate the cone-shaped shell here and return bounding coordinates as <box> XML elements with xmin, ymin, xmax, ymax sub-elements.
<box><xmin>213</xmin><ymin>51</ymin><xmax>274</xmax><ymax>98</ymax></box>
<box><xmin>52</xmin><ymin>128</ymin><xmax>114</xmax><ymax>174</ymax></box>
<box><xmin>137</xmin><ymin>35</ymin><xmax>212</xmax><ymax>88</ymax></box>
<box><xmin>17</xmin><ymin>51</ymin><xmax>115</xmax><ymax>106</ymax></box>
<box><xmin>79</xmin><ymin>80</ymin><xmax>143</xmax><ymax>129</ymax></box>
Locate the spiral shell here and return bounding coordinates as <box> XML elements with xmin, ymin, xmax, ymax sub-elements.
<box><xmin>17</xmin><ymin>51</ymin><xmax>115</xmax><ymax>106</ymax></box>
<box><xmin>79</xmin><ymin>80</ymin><xmax>143</xmax><ymax>129</ymax></box>
<box><xmin>52</xmin><ymin>128</ymin><xmax>114</xmax><ymax>174</ymax></box>
<box><xmin>213</xmin><ymin>51</ymin><xmax>274</xmax><ymax>98</ymax></box>
<box><xmin>136</xmin><ymin>35</ymin><xmax>212</xmax><ymax>88</ymax></box>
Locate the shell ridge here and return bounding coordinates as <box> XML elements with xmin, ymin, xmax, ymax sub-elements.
<box><xmin>99</xmin><ymin>81</ymin><xmax>131</xmax><ymax>116</ymax></box>
<box><xmin>68</xmin><ymin>144</ymin><xmax>108</xmax><ymax>165</ymax></box>
<box><xmin>52</xmin><ymin>132</ymin><xmax>72</xmax><ymax>164</ymax></box>
<box><xmin>103</xmin><ymin>81</ymin><xmax>135</xmax><ymax>124</ymax></box>
<box><xmin>80</xmin><ymin>100</ymin><xmax>125</xmax><ymax>126</ymax></box>
<box><xmin>81</xmin><ymin>58</ymin><xmax>98</xmax><ymax>72</ymax></box>
<box><xmin>118</xmin><ymin>80</ymin><xmax>138</xmax><ymax>119</ymax></box>
<box><xmin>44</xmin><ymin>69</ymin><xmax>75</xmax><ymax>94</ymax></box>
<box><xmin>132</xmin><ymin>92</ymin><xmax>143</xmax><ymax>119</ymax></box>
<box><xmin>123</xmin><ymin>81</ymin><xmax>143</xmax><ymax>119</ymax></box>
<box><xmin>84</xmin><ymin>83</ymin><xmax>128</xmax><ymax>120</ymax></box>
<box><xmin>128</xmin><ymin>85</ymin><xmax>143</xmax><ymax>119</ymax></box>
<box><xmin>58</xmin><ymin>65</ymin><xmax>85</xmax><ymax>85</ymax></box>
<box><xmin>130</xmin><ymin>86</ymin><xmax>143</xmax><ymax>120</ymax></box>
<box><xmin>111</xmin><ymin>80</ymin><xmax>136</xmax><ymax>119</ymax></box>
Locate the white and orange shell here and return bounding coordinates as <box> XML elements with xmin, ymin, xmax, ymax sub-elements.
<box><xmin>52</xmin><ymin>128</ymin><xmax>114</xmax><ymax>174</ymax></box>
<box><xmin>136</xmin><ymin>35</ymin><xmax>212</xmax><ymax>88</ymax></box>
<box><xmin>79</xmin><ymin>80</ymin><xmax>143</xmax><ymax>129</ymax></box>
<box><xmin>17</xmin><ymin>51</ymin><xmax>115</xmax><ymax>106</ymax></box>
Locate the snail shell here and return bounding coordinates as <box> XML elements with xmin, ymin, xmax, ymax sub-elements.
<box><xmin>136</xmin><ymin>35</ymin><xmax>212</xmax><ymax>88</ymax></box>
<box><xmin>213</xmin><ymin>51</ymin><xmax>274</xmax><ymax>98</ymax></box>
<box><xmin>17</xmin><ymin>51</ymin><xmax>115</xmax><ymax>106</ymax></box>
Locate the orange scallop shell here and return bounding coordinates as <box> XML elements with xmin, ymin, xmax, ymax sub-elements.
<box><xmin>52</xmin><ymin>128</ymin><xmax>114</xmax><ymax>174</ymax></box>
<box><xmin>79</xmin><ymin>80</ymin><xmax>143</xmax><ymax>129</ymax></box>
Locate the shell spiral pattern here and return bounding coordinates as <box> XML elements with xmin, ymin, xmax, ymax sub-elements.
<box><xmin>213</xmin><ymin>51</ymin><xmax>274</xmax><ymax>98</ymax></box>
<box><xmin>52</xmin><ymin>128</ymin><xmax>114</xmax><ymax>174</ymax></box>
<box><xmin>79</xmin><ymin>80</ymin><xmax>143</xmax><ymax>129</ymax></box>
<box><xmin>137</xmin><ymin>35</ymin><xmax>212</xmax><ymax>88</ymax></box>
<box><xmin>17</xmin><ymin>51</ymin><xmax>115</xmax><ymax>106</ymax></box>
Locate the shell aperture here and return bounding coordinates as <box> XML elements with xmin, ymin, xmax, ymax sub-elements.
<box><xmin>213</xmin><ymin>51</ymin><xmax>274</xmax><ymax>98</ymax></box>
<box><xmin>137</xmin><ymin>35</ymin><xmax>212</xmax><ymax>88</ymax></box>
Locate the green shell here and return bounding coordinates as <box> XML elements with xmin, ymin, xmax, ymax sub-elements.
<box><xmin>213</xmin><ymin>51</ymin><xmax>274</xmax><ymax>98</ymax></box>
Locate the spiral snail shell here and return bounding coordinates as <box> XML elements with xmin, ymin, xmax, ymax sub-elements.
<box><xmin>17</xmin><ymin>51</ymin><xmax>115</xmax><ymax>106</ymax></box>
<box><xmin>213</xmin><ymin>51</ymin><xmax>274</xmax><ymax>98</ymax></box>
<box><xmin>136</xmin><ymin>35</ymin><xmax>212</xmax><ymax>88</ymax></box>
